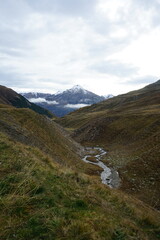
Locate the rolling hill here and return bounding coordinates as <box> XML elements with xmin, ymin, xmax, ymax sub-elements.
<box><xmin>57</xmin><ymin>80</ymin><xmax>160</xmax><ymax>209</ymax></box>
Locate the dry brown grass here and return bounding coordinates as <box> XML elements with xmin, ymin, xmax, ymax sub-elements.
<box><xmin>0</xmin><ymin>132</ymin><xmax>160</xmax><ymax>240</ymax></box>
<box><xmin>57</xmin><ymin>81</ymin><xmax>160</xmax><ymax>209</ymax></box>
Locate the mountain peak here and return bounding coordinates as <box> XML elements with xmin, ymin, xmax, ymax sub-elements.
<box><xmin>68</xmin><ymin>85</ymin><xmax>88</xmax><ymax>94</ymax></box>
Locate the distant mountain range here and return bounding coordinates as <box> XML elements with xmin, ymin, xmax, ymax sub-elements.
<box><xmin>21</xmin><ymin>85</ymin><xmax>112</xmax><ymax>117</ymax></box>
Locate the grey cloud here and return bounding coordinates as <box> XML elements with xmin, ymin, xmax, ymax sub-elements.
<box><xmin>0</xmin><ymin>0</ymin><xmax>31</xmax><ymax>20</ymax></box>
<box><xmin>26</xmin><ymin>0</ymin><xmax>97</xmax><ymax>16</ymax></box>
<box><xmin>89</xmin><ymin>61</ymin><xmax>138</xmax><ymax>77</ymax></box>
<box><xmin>0</xmin><ymin>69</ymin><xmax>45</xmax><ymax>89</ymax></box>
<box><xmin>134</xmin><ymin>0</ymin><xmax>159</xmax><ymax>9</ymax></box>
<box><xmin>0</xmin><ymin>71</ymin><xmax>53</xmax><ymax>91</ymax></box>
<box><xmin>88</xmin><ymin>38</ymin><xmax>131</xmax><ymax>59</ymax></box>
<box><xmin>125</xmin><ymin>76</ymin><xmax>158</xmax><ymax>85</ymax></box>
<box><xmin>130</xmin><ymin>0</ymin><xmax>160</xmax><ymax>29</ymax></box>
<box><xmin>0</xmin><ymin>71</ymin><xmax>29</xmax><ymax>87</ymax></box>
<box><xmin>0</xmin><ymin>0</ymin><xmax>159</xmax><ymax>94</ymax></box>
<box><xmin>0</xmin><ymin>46</ymin><xmax>27</xmax><ymax>57</ymax></box>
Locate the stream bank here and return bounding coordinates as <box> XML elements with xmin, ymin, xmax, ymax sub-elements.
<box><xmin>82</xmin><ymin>147</ymin><xmax>120</xmax><ymax>188</ymax></box>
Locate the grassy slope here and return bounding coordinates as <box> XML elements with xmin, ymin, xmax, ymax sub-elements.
<box><xmin>0</xmin><ymin>132</ymin><xmax>160</xmax><ymax>240</ymax></box>
<box><xmin>0</xmin><ymin>105</ymin><xmax>85</xmax><ymax>170</ymax></box>
<box><xmin>57</xmin><ymin>81</ymin><xmax>160</xmax><ymax>209</ymax></box>
<box><xmin>0</xmin><ymin>105</ymin><xmax>103</xmax><ymax>176</ymax></box>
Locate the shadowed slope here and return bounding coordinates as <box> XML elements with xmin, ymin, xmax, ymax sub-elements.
<box><xmin>0</xmin><ymin>85</ymin><xmax>54</xmax><ymax>118</ymax></box>
<box><xmin>0</xmin><ymin>106</ymin><xmax>84</xmax><ymax>170</ymax></box>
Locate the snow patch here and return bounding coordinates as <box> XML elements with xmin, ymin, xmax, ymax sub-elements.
<box><xmin>69</xmin><ymin>85</ymin><xmax>88</xmax><ymax>94</ymax></box>
<box><xmin>104</xmin><ymin>94</ymin><xmax>114</xmax><ymax>99</ymax></box>
<box><xmin>79</xmin><ymin>98</ymin><xmax>90</xmax><ymax>103</ymax></box>
<box><xmin>54</xmin><ymin>90</ymin><xmax>63</xmax><ymax>95</ymax></box>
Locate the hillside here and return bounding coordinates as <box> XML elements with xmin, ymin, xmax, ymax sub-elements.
<box><xmin>0</xmin><ymin>105</ymin><xmax>85</xmax><ymax>170</ymax></box>
<box><xmin>0</xmin><ymin>104</ymin><xmax>160</xmax><ymax>239</ymax></box>
<box><xmin>0</xmin><ymin>85</ymin><xmax>54</xmax><ymax>118</ymax></box>
<box><xmin>57</xmin><ymin>80</ymin><xmax>160</xmax><ymax>209</ymax></box>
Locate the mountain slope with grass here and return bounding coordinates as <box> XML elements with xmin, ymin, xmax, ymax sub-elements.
<box><xmin>0</xmin><ymin>85</ymin><xmax>160</xmax><ymax>239</ymax></box>
<box><xmin>0</xmin><ymin>105</ymin><xmax>85</xmax><ymax>170</ymax></box>
<box><xmin>0</xmin><ymin>120</ymin><xmax>160</xmax><ymax>240</ymax></box>
<box><xmin>57</xmin><ymin>80</ymin><xmax>160</xmax><ymax>209</ymax></box>
<box><xmin>0</xmin><ymin>85</ymin><xmax>54</xmax><ymax>118</ymax></box>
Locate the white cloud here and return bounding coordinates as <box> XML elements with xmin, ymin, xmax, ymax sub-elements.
<box><xmin>29</xmin><ymin>98</ymin><xmax>58</xmax><ymax>104</ymax></box>
<box><xmin>108</xmin><ymin>28</ymin><xmax>160</xmax><ymax>77</ymax></box>
<box><xmin>97</xmin><ymin>0</ymin><xmax>132</xmax><ymax>22</ymax></box>
<box><xmin>64</xmin><ymin>104</ymin><xmax>91</xmax><ymax>109</ymax></box>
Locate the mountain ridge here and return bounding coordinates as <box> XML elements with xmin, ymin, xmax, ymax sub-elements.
<box><xmin>22</xmin><ymin>85</ymin><xmax>107</xmax><ymax>117</ymax></box>
<box><xmin>0</xmin><ymin>85</ymin><xmax>54</xmax><ymax>118</ymax></box>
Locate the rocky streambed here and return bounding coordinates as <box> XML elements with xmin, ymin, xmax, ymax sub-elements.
<box><xmin>82</xmin><ymin>147</ymin><xmax>120</xmax><ymax>188</ymax></box>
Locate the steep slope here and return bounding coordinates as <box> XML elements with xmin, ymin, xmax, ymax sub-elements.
<box><xmin>0</xmin><ymin>105</ymin><xmax>84</xmax><ymax>170</ymax></box>
<box><xmin>0</xmin><ymin>85</ymin><xmax>54</xmax><ymax>118</ymax></box>
<box><xmin>0</xmin><ymin>113</ymin><xmax>160</xmax><ymax>239</ymax></box>
<box><xmin>0</xmin><ymin>104</ymin><xmax>101</xmax><ymax>176</ymax></box>
<box><xmin>22</xmin><ymin>85</ymin><xmax>105</xmax><ymax>117</ymax></box>
<box><xmin>57</xmin><ymin>80</ymin><xmax>160</xmax><ymax>209</ymax></box>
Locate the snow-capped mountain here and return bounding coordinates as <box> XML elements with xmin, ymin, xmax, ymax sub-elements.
<box><xmin>65</xmin><ymin>85</ymin><xmax>88</xmax><ymax>94</ymax></box>
<box><xmin>104</xmin><ymin>94</ymin><xmax>114</xmax><ymax>99</ymax></box>
<box><xmin>21</xmin><ymin>92</ymin><xmax>51</xmax><ymax>99</ymax></box>
<box><xmin>21</xmin><ymin>85</ymin><xmax>105</xmax><ymax>117</ymax></box>
<box><xmin>46</xmin><ymin>85</ymin><xmax>105</xmax><ymax>105</ymax></box>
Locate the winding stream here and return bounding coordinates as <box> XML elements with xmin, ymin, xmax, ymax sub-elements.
<box><xmin>82</xmin><ymin>147</ymin><xmax>120</xmax><ymax>188</ymax></box>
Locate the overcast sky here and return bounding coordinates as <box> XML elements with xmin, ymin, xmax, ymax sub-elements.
<box><xmin>0</xmin><ymin>0</ymin><xmax>159</xmax><ymax>95</ymax></box>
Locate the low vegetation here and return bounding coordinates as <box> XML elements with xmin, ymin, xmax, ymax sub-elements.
<box><xmin>0</xmin><ymin>105</ymin><xmax>84</xmax><ymax>170</ymax></box>
<box><xmin>1</xmin><ymin>82</ymin><xmax>160</xmax><ymax>239</ymax></box>
<box><xmin>0</xmin><ymin>132</ymin><xmax>160</xmax><ymax>240</ymax></box>
<box><xmin>58</xmin><ymin>80</ymin><xmax>160</xmax><ymax>209</ymax></box>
